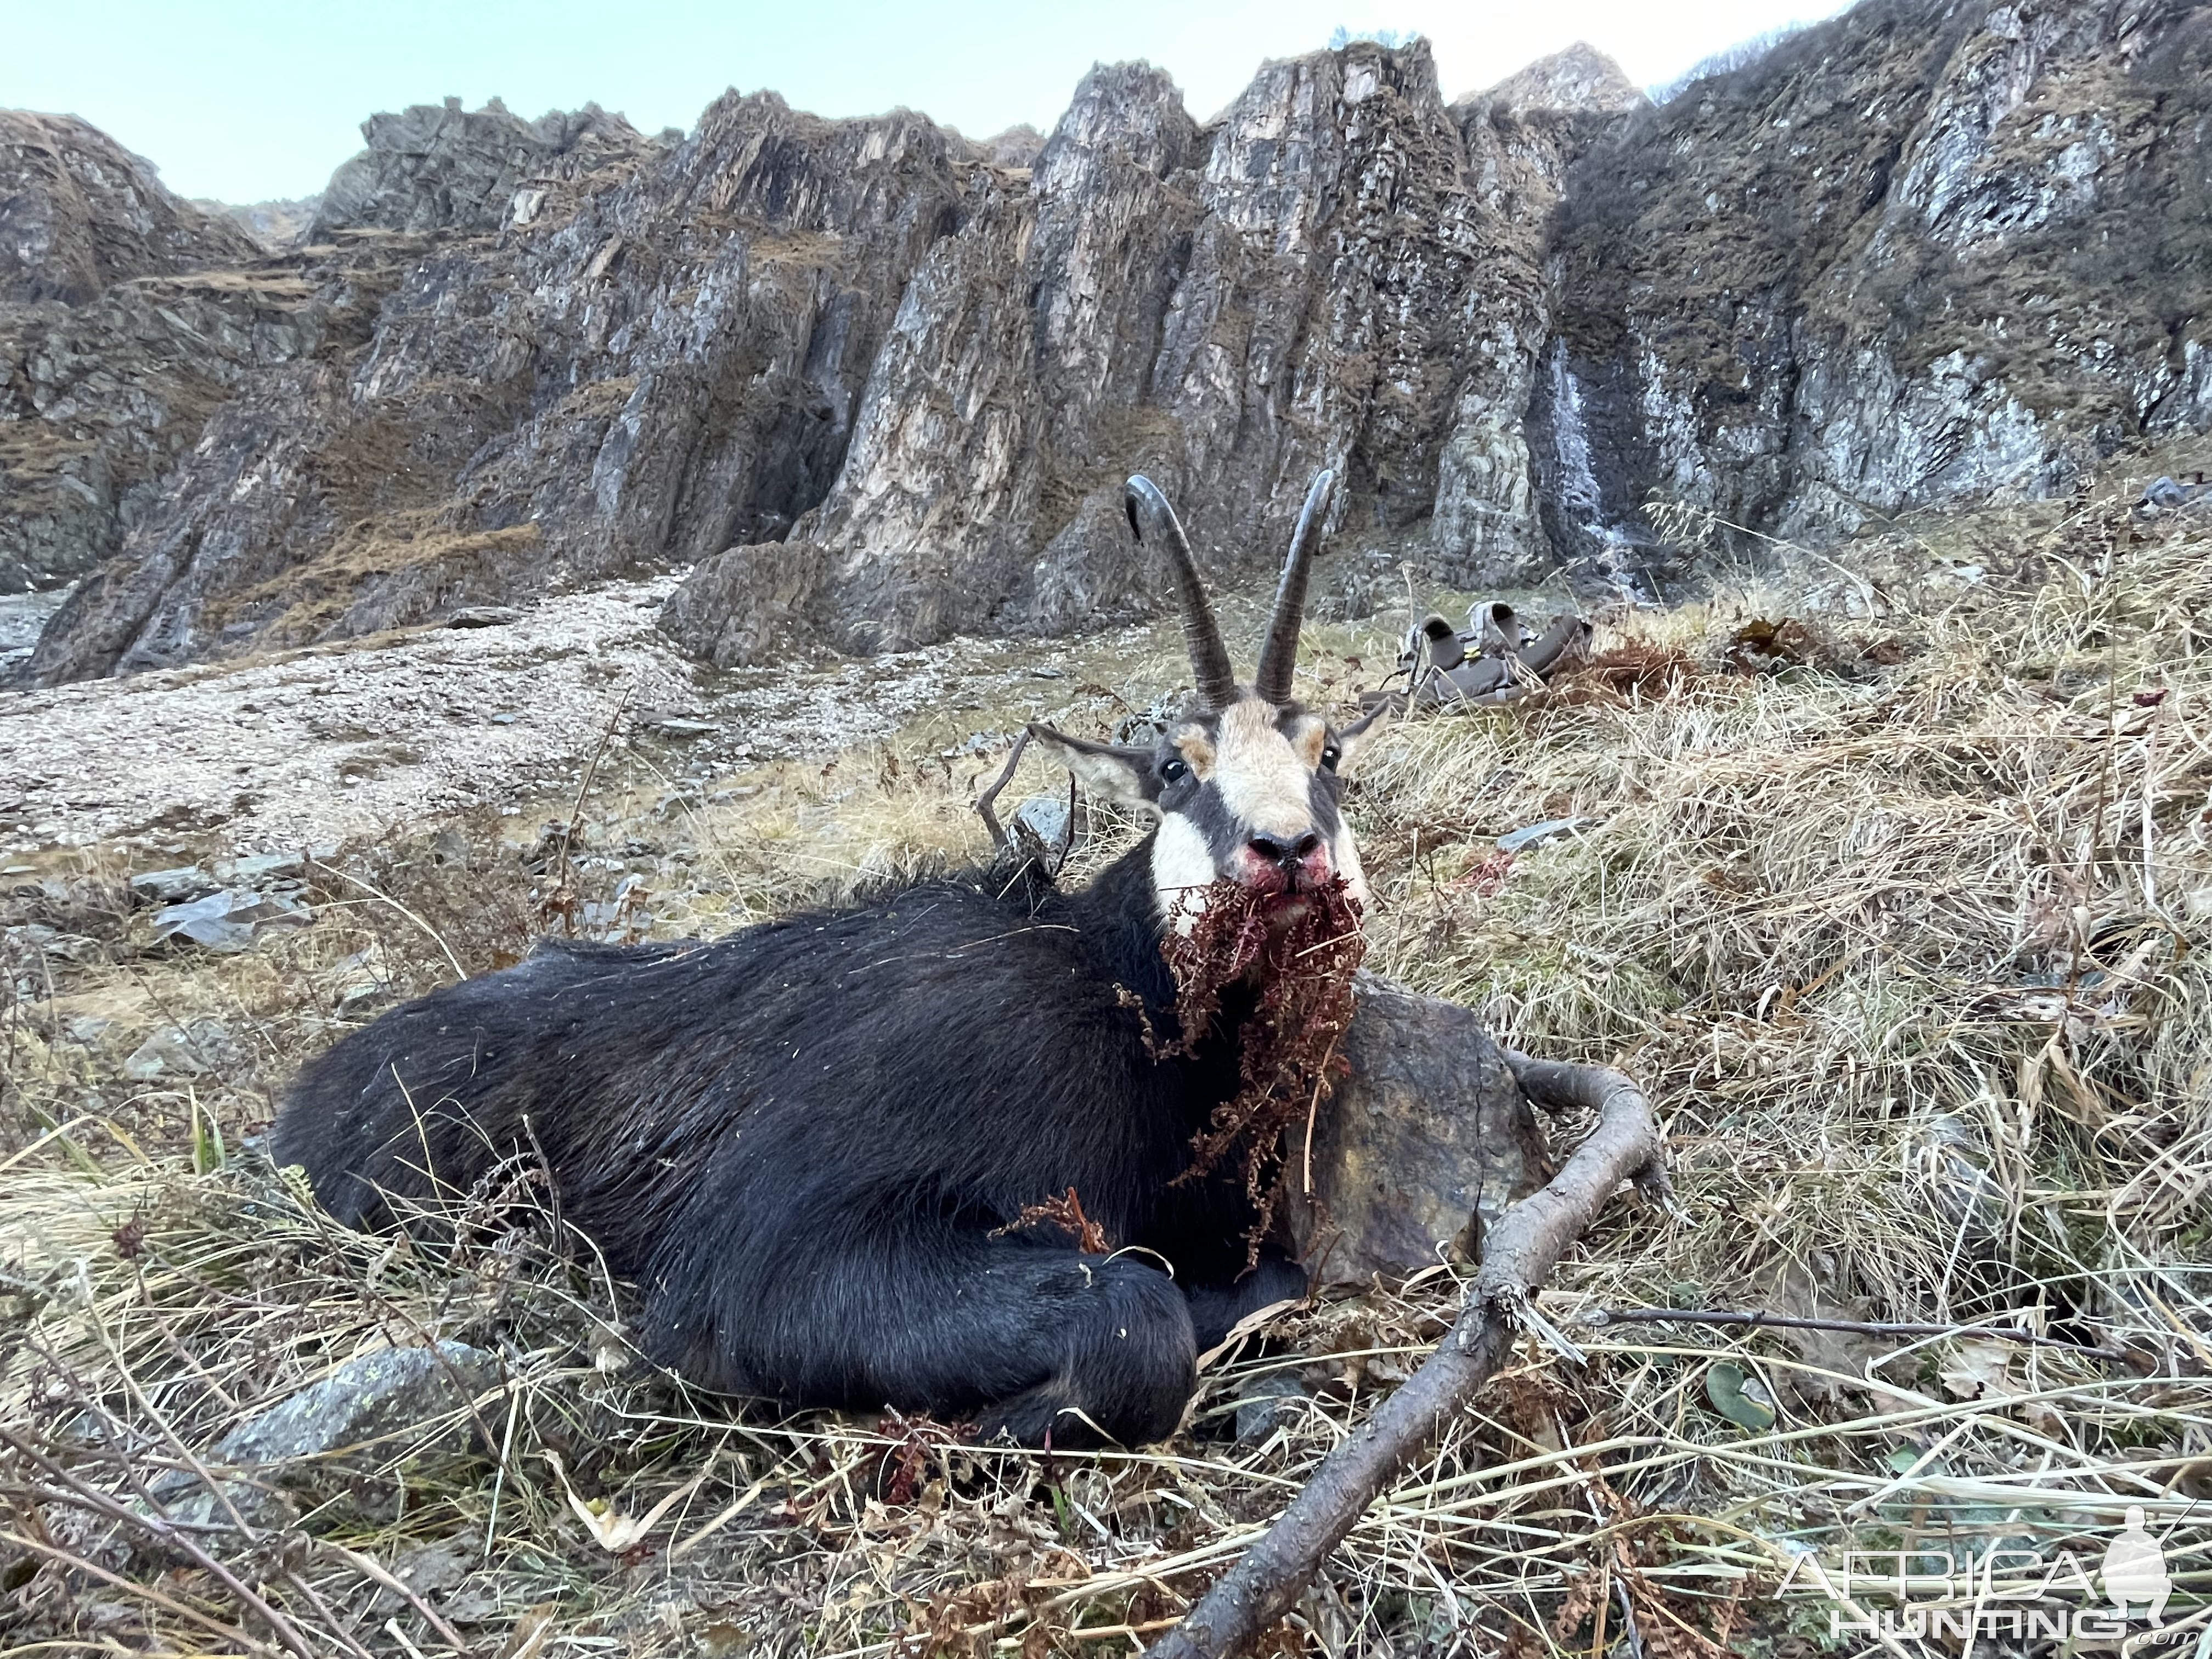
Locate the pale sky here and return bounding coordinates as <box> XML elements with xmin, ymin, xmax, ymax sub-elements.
<box><xmin>3</xmin><ymin>0</ymin><xmax>1855</xmax><ymax>204</ymax></box>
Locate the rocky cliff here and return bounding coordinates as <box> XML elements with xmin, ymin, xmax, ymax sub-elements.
<box><xmin>310</xmin><ymin>97</ymin><xmax>672</xmax><ymax>238</ymax></box>
<box><xmin>6</xmin><ymin>0</ymin><xmax>2209</xmax><ymax>684</ymax></box>
<box><xmin>1543</xmin><ymin>0</ymin><xmax>2212</xmax><ymax>575</ymax></box>
<box><xmin>2</xmin><ymin>112</ymin><xmax>321</xmax><ymax>592</ymax></box>
<box><xmin>664</xmin><ymin>43</ymin><xmax>1612</xmax><ymax>664</ymax></box>
<box><xmin>1</xmin><ymin>112</ymin><xmax>261</xmax><ymax>305</ymax></box>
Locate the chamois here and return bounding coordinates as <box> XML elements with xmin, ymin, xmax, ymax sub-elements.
<box><xmin>272</xmin><ymin>472</ymin><xmax>1383</xmax><ymax>1447</ymax></box>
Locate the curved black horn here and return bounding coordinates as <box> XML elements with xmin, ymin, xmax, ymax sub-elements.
<box><xmin>1253</xmin><ymin>469</ymin><xmax>1336</xmax><ymax>704</ymax></box>
<box><xmin>1125</xmin><ymin>475</ymin><xmax>1235</xmax><ymax>709</ymax></box>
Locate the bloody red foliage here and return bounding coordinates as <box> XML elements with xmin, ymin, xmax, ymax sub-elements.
<box><xmin>1157</xmin><ymin>877</ymin><xmax>1367</xmax><ymax>1265</ymax></box>
<box><xmin>991</xmin><ymin>1186</ymin><xmax>1114</xmax><ymax>1254</ymax></box>
<box><xmin>874</xmin><ymin>1409</ymin><xmax>970</xmax><ymax>1506</ymax></box>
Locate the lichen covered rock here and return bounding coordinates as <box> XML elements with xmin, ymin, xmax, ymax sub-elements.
<box><xmin>1290</xmin><ymin>975</ymin><xmax>1550</xmax><ymax>1283</ymax></box>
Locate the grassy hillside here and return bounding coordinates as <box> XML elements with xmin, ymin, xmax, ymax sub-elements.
<box><xmin>6</xmin><ymin>462</ymin><xmax>2212</xmax><ymax>1652</ymax></box>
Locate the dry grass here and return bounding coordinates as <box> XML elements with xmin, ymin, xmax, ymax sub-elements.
<box><xmin>6</xmin><ymin>478</ymin><xmax>2212</xmax><ymax>1656</ymax></box>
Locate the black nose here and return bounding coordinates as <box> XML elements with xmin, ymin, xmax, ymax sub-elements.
<box><xmin>1248</xmin><ymin>832</ymin><xmax>1323</xmax><ymax>869</ymax></box>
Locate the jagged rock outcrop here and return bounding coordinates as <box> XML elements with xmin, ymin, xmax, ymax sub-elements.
<box><xmin>1476</xmin><ymin>42</ymin><xmax>1649</xmax><ymax>118</ymax></box>
<box><xmin>1427</xmin><ymin>52</ymin><xmax>1650</xmax><ymax>592</ymax></box>
<box><xmin>0</xmin><ymin>262</ymin><xmax>340</xmax><ymax>592</ymax></box>
<box><xmin>967</xmin><ymin>125</ymin><xmax>1047</xmax><ymax>169</ymax></box>
<box><xmin>9</xmin><ymin>0</ymin><xmax>2212</xmax><ymax>682</ymax></box>
<box><xmin>1</xmin><ymin>112</ymin><xmax>261</xmax><ymax>304</ymax></box>
<box><xmin>311</xmin><ymin>97</ymin><xmax>663</xmax><ymax>236</ymax></box>
<box><xmin>1543</xmin><ymin>0</ymin><xmax>2212</xmax><ymax>569</ymax></box>
<box><xmin>1</xmin><ymin>111</ymin><xmax>340</xmax><ymax>594</ymax></box>
<box><xmin>665</xmin><ymin>61</ymin><xmax>1205</xmax><ymax>662</ymax></box>
<box><xmin>19</xmin><ymin>92</ymin><xmax>971</xmax><ymax>680</ymax></box>
<box><xmin>665</xmin><ymin>40</ymin><xmax>1612</xmax><ymax>664</ymax></box>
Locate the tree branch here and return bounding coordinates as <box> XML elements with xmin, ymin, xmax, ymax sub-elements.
<box><xmin>1148</xmin><ymin>1051</ymin><xmax>1669</xmax><ymax>1659</ymax></box>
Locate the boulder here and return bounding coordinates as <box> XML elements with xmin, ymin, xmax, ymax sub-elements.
<box><xmin>1290</xmin><ymin>975</ymin><xmax>1550</xmax><ymax>1283</ymax></box>
<box><xmin>153</xmin><ymin>1340</ymin><xmax>499</xmax><ymax>1527</ymax></box>
<box><xmin>1232</xmin><ymin>1373</ymin><xmax>1313</xmax><ymax>1443</ymax></box>
<box><xmin>215</xmin><ymin>1340</ymin><xmax>498</xmax><ymax>1465</ymax></box>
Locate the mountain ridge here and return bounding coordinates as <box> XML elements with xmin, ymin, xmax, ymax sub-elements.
<box><xmin>4</xmin><ymin>0</ymin><xmax>2207</xmax><ymax>685</ymax></box>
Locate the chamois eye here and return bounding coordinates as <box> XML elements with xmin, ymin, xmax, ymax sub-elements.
<box><xmin>1160</xmin><ymin>757</ymin><xmax>1189</xmax><ymax>783</ymax></box>
<box><xmin>1320</xmin><ymin>743</ymin><xmax>1341</xmax><ymax>772</ymax></box>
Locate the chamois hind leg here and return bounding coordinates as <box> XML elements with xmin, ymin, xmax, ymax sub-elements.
<box><xmin>651</xmin><ymin>1224</ymin><xmax>1198</xmax><ymax>1450</ymax></box>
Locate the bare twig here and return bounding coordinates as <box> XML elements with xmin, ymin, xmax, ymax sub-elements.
<box><xmin>544</xmin><ymin>686</ymin><xmax>635</xmax><ymax>936</ymax></box>
<box><xmin>1583</xmin><ymin>1306</ymin><xmax>2127</xmax><ymax>1361</ymax></box>
<box><xmin>0</xmin><ymin>1523</ymin><xmax>269</xmax><ymax>1652</ymax></box>
<box><xmin>280</xmin><ymin>1566</ymin><xmax>380</xmax><ymax>1659</ymax></box>
<box><xmin>329</xmin><ymin>1542</ymin><xmax>480</xmax><ymax>1656</ymax></box>
<box><xmin>0</xmin><ymin>1423</ymin><xmax>320</xmax><ymax>1659</ymax></box>
<box><xmin>309</xmin><ymin>860</ymin><xmax>469</xmax><ymax>984</ymax></box>
<box><xmin>973</xmin><ymin>729</ymin><xmax>1032</xmax><ymax>853</ymax></box>
<box><xmin>1149</xmin><ymin>1053</ymin><xmax>1668</xmax><ymax>1659</ymax></box>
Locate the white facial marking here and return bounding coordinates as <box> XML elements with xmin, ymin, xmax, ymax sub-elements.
<box><xmin>1331</xmin><ymin>822</ymin><xmax>1370</xmax><ymax>907</ymax></box>
<box><xmin>1213</xmin><ymin>698</ymin><xmax>1320</xmax><ymax>843</ymax></box>
<box><xmin>1151</xmin><ymin>812</ymin><xmax>1216</xmax><ymax>933</ymax></box>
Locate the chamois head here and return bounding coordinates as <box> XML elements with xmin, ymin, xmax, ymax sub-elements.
<box><xmin>1029</xmin><ymin>471</ymin><xmax>1383</xmax><ymax>928</ymax></box>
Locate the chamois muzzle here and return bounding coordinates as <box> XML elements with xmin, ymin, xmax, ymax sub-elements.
<box><xmin>1238</xmin><ymin>828</ymin><xmax>1333</xmax><ymax>898</ymax></box>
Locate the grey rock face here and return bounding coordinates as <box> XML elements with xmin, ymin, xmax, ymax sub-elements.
<box><xmin>0</xmin><ymin>111</ymin><xmax>261</xmax><ymax>304</ymax></box>
<box><xmin>663</xmin><ymin>40</ymin><xmax>1586</xmax><ymax>664</ymax></box>
<box><xmin>968</xmin><ymin>125</ymin><xmax>1048</xmax><ymax>169</ymax></box>
<box><xmin>311</xmin><ymin>98</ymin><xmax>653</xmax><ymax>237</ymax></box>
<box><xmin>20</xmin><ymin>91</ymin><xmax>969</xmax><ymax>681</ymax></box>
<box><xmin>1287</xmin><ymin>975</ymin><xmax>1549</xmax><ymax>1283</ymax></box>
<box><xmin>1545</xmin><ymin>0</ymin><xmax>2212</xmax><ymax>566</ymax></box>
<box><xmin>0</xmin><ymin>258</ymin><xmax>337</xmax><ymax>594</ymax></box>
<box><xmin>0</xmin><ymin>113</ymin><xmax>298</xmax><ymax>594</ymax></box>
<box><xmin>15</xmin><ymin>0</ymin><xmax>2212</xmax><ymax>682</ymax></box>
<box><xmin>1431</xmin><ymin>48</ymin><xmax>1649</xmax><ymax>591</ymax></box>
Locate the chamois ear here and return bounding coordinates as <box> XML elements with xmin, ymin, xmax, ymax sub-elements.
<box><xmin>1330</xmin><ymin>704</ymin><xmax>1392</xmax><ymax>776</ymax></box>
<box><xmin>1025</xmin><ymin>723</ymin><xmax>1163</xmax><ymax>809</ymax></box>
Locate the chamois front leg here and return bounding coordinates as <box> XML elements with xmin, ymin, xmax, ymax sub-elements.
<box><xmin>966</xmin><ymin>1250</ymin><xmax>1200</xmax><ymax>1448</ymax></box>
<box><xmin>652</xmin><ymin>1220</ymin><xmax>1198</xmax><ymax>1449</ymax></box>
<box><xmin>1181</xmin><ymin>1252</ymin><xmax>1309</xmax><ymax>1352</ymax></box>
